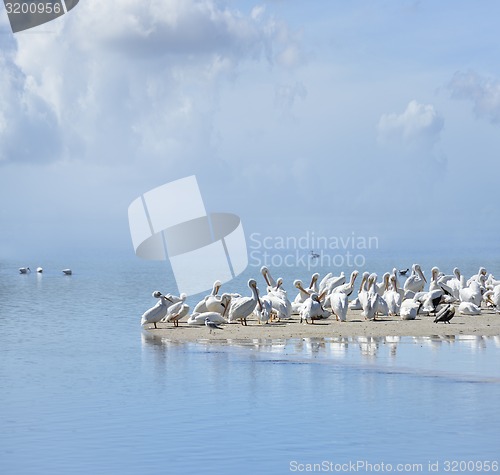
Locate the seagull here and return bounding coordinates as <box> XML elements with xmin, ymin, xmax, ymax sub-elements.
<box><xmin>19</xmin><ymin>267</ymin><xmax>31</xmax><ymax>274</ymax></box>
<box><xmin>36</xmin><ymin>267</ymin><xmax>43</xmax><ymax>273</ymax></box>
<box><xmin>399</xmin><ymin>268</ymin><xmax>410</xmax><ymax>276</ymax></box>
<box><xmin>62</xmin><ymin>269</ymin><xmax>72</xmax><ymax>275</ymax></box>
<box><xmin>205</xmin><ymin>317</ymin><xmax>224</xmax><ymax>334</ymax></box>
<box><xmin>433</xmin><ymin>304</ymin><xmax>455</xmax><ymax>324</ymax></box>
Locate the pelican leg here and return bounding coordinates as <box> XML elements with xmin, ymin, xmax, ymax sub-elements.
<box><xmin>154</xmin><ymin>322</ymin><xmax>157</xmax><ymax>329</ymax></box>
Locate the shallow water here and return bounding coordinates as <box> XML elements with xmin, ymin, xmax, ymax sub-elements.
<box><xmin>1</xmin><ymin>257</ymin><xmax>499</xmax><ymax>474</ymax></box>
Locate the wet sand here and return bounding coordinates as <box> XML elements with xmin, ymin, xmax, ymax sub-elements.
<box><xmin>145</xmin><ymin>307</ymin><xmax>500</xmax><ymax>342</ymax></box>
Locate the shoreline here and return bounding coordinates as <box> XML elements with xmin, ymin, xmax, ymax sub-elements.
<box><xmin>143</xmin><ymin>307</ymin><xmax>500</xmax><ymax>342</ymax></box>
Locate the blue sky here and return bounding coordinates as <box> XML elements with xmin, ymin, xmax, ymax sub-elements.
<box><xmin>1</xmin><ymin>0</ymin><xmax>499</xmax><ymax>259</ymax></box>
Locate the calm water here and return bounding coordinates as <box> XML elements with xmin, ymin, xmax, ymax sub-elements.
<box><xmin>1</xmin><ymin>256</ymin><xmax>500</xmax><ymax>475</ymax></box>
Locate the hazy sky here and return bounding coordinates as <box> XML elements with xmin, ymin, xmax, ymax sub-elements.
<box><xmin>1</xmin><ymin>0</ymin><xmax>499</xmax><ymax>260</ymax></box>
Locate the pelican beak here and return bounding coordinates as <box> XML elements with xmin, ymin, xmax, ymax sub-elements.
<box><xmin>263</xmin><ymin>273</ymin><xmax>270</xmax><ymax>286</ymax></box>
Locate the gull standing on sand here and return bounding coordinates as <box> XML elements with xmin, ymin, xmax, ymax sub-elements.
<box><xmin>205</xmin><ymin>317</ymin><xmax>224</xmax><ymax>334</ymax></box>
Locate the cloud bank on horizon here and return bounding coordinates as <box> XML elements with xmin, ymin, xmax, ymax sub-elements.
<box><xmin>0</xmin><ymin>1</ymin><xmax>499</xmax><ymax>258</ymax></box>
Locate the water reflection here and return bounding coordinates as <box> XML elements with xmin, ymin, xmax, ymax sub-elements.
<box><xmin>141</xmin><ymin>333</ymin><xmax>500</xmax><ymax>382</ymax></box>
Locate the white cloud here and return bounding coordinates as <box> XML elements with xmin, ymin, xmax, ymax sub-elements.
<box><xmin>0</xmin><ymin>0</ymin><xmax>299</xmax><ymax>167</ymax></box>
<box><xmin>448</xmin><ymin>70</ymin><xmax>500</xmax><ymax>124</ymax></box>
<box><xmin>377</xmin><ymin>100</ymin><xmax>444</xmax><ymax>149</ymax></box>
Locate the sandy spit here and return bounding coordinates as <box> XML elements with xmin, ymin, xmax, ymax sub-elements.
<box><xmin>144</xmin><ymin>308</ymin><xmax>500</xmax><ymax>342</ymax></box>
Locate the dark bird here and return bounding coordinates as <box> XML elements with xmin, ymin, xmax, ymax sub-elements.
<box><xmin>205</xmin><ymin>317</ymin><xmax>224</xmax><ymax>334</ymax></box>
<box><xmin>433</xmin><ymin>304</ymin><xmax>455</xmax><ymax>324</ymax></box>
<box><xmin>399</xmin><ymin>268</ymin><xmax>410</xmax><ymax>276</ymax></box>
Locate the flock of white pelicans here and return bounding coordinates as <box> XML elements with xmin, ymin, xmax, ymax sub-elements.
<box><xmin>141</xmin><ymin>265</ymin><xmax>500</xmax><ymax>331</ymax></box>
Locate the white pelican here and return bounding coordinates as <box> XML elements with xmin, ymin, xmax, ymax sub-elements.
<box><xmin>291</xmin><ymin>280</ymin><xmax>311</xmax><ymax>314</ymax></box>
<box><xmin>318</xmin><ymin>272</ymin><xmax>333</xmax><ymax>295</ymax></box>
<box><xmin>19</xmin><ymin>267</ymin><xmax>31</xmax><ymax>274</ymax></box>
<box><xmin>349</xmin><ymin>272</ymin><xmax>370</xmax><ymax>310</ymax></box>
<box><xmin>458</xmin><ymin>302</ymin><xmax>481</xmax><ymax>315</ymax></box>
<box><xmin>187</xmin><ymin>308</ymin><xmax>228</xmax><ymax>326</ymax></box>
<box><xmin>299</xmin><ymin>293</ymin><xmax>326</xmax><ymax>324</ymax></box>
<box><xmin>324</xmin><ymin>272</ymin><xmax>346</xmax><ymax>294</ymax></box>
<box><xmin>62</xmin><ymin>269</ymin><xmax>72</xmax><ymax>275</ymax></box>
<box><xmin>484</xmin><ymin>287</ymin><xmax>500</xmax><ymax>311</ymax></box>
<box><xmin>228</xmin><ymin>279</ymin><xmax>261</xmax><ymax>325</ymax></box>
<box><xmin>163</xmin><ymin>294</ymin><xmax>189</xmax><ymax>327</ymax></box>
<box><xmin>265</xmin><ymin>278</ymin><xmax>292</xmax><ymax>320</ymax></box>
<box><xmin>428</xmin><ymin>267</ymin><xmax>442</xmax><ymax>292</ymax></box>
<box><xmin>360</xmin><ymin>275</ymin><xmax>382</xmax><ymax>321</ymax></box>
<box><xmin>254</xmin><ymin>296</ymin><xmax>273</xmax><ymax>324</ymax></box>
<box><xmin>486</xmin><ymin>274</ymin><xmax>500</xmax><ymax>288</ymax></box>
<box><xmin>377</xmin><ymin>273</ymin><xmax>390</xmax><ymax>296</ymax></box>
<box><xmin>467</xmin><ymin>267</ymin><xmax>487</xmax><ymax>286</ymax></box>
<box><xmin>459</xmin><ymin>280</ymin><xmax>483</xmax><ymax>307</ymax></box>
<box><xmin>331</xmin><ymin>270</ymin><xmax>359</xmax><ymax>297</ymax></box>
<box><xmin>403</xmin><ymin>264</ymin><xmax>426</xmax><ymax>296</ymax></box>
<box><xmin>193</xmin><ymin>280</ymin><xmax>222</xmax><ymax>314</ymax></box>
<box><xmin>438</xmin><ymin>268</ymin><xmax>462</xmax><ymax>300</ymax></box>
<box><xmin>141</xmin><ymin>291</ymin><xmax>173</xmax><ymax>329</ymax></box>
<box><xmin>261</xmin><ymin>266</ymin><xmax>277</xmax><ymax>288</ymax></box>
<box><xmin>392</xmin><ymin>268</ymin><xmax>402</xmax><ymax>291</ymax></box>
<box><xmin>399</xmin><ymin>298</ymin><xmax>420</xmax><ymax>320</ymax></box>
<box><xmin>307</xmin><ymin>273</ymin><xmax>320</xmax><ymax>293</ymax></box>
<box><xmin>415</xmin><ymin>289</ymin><xmax>446</xmax><ymax>315</ymax></box>
<box><xmin>330</xmin><ymin>292</ymin><xmax>348</xmax><ymax>322</ymax></box>
<box><xmin>383</xmin><ymin>275</ymin><xmax>402</xmax><ymax>316</ymax></box>
<box><xmin>206</xmin><ymin>293</ymin><xmax>232</xmax><ymax>314</ymax></box>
